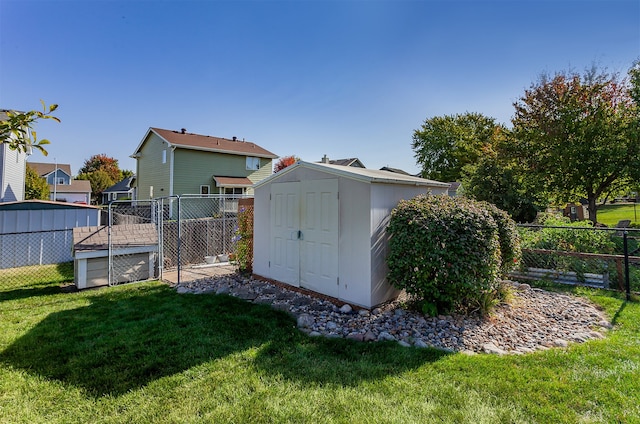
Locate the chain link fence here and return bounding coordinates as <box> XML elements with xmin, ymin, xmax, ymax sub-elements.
<box><xmin>0</xmin><ymin>195</ymin><xmax>248</xmax><ymax>290</ymax></box>
<box><xmin>0</xmin><ymin>205</ymin><xmax>101</xmax><ymax>289</ymax></box>
<box><xmin>107</xmin><ymin>200</ymin><xmax>160</xmax><ymax>286</ymax></box>
<box><xmin>157</xmin><ymin>195</ymin><xmax>247</xmax><ymax>281</ymax></box>
<box><xmin>512</xmin><ymin>224</ymin><xmax>640</xmax><ymax>295</ymax></box>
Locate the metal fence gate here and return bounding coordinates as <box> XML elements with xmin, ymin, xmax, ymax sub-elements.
<box><xmin>107</xmin><ymin>194</ymin><xmax>249</xmax><ymax>286</ymax></box>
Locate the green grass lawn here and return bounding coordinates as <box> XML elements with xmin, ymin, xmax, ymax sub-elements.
<box><xmin>1</xmin><ymin>275</ymin><xmax>639</xmax><ymax>423</ymax></box>
<box><xmin>597</xmin><ymin>203</ymin><xmax>640</xmax><ymax>227</ymax></box>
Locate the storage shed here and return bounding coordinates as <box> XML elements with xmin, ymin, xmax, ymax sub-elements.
<box><xmin>73</xmin><ymin>223</ymin><xmax>158</xmax><ymax>289</ymax></box>
<box><xmin>0</xmin><ymin>200</ymin><xmax>101</xmax><ymax>269</ymax></box>
<box><xmin>253</xmin><ymin>161</ymin><xmax>450</xmax><ymax>308</ymax></box>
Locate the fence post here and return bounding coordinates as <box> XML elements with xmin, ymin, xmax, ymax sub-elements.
<box><xmin>624</xmin><ymin>230</ymin><xmax>630</xmax><ymax>301</ymax></box>
<box><xmin>156</xmin><ymin>199</ymin><xmax>163</xmax><ymax>281</ymax></box>
<box><xmin>177</xmin><ymin>196</ymin><xmax>181</xmax><ymax>285</ymax></box>
<box><xmin>108</xmin><ymin>203</ymin><xmax>113</xmax><ymax>286</ymax></box>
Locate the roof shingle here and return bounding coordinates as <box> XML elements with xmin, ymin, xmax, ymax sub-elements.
<box><xmin>149</xmin><ymin>128</ymin><xmax>277</xmax><ymax>158</ymax></box>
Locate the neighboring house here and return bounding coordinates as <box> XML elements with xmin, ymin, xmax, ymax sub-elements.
<box><xmin>131</xmin><ymin>127</ymin><xmax>278</xmax><ymax>199</ymax></box>
<box><xmin>28</xmin><ymin>162</ymin><xmax>92</xmax><ymax>204</ymax></box>
<box><xmin>319</xmin><ymin>155</ymin><xmax>365</xmax><ymax>168</ymax></box>
<box><xmin>102</xmin><ymin>175</ymin><xmax>136</xmax><ymax>204</ymax></box>
<box><xmin>447</xmin><ymin>182</ymin><xmax>462</xmax><ymax>197</ymax></box>
<box><xmin>0</xmin><ymin>110</ymin><xmax>30</xmax><ymax>203</ymax></box>
<box><xmin>379</xmin><ymin>166</ymin><xmax>410</xmax><ymax>175</ymax></box>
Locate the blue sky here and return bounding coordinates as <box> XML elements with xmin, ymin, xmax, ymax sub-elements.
<box><xmin>1</xmin><ymin>0</ymin><xmax>638</xmax><ymax>177</ymax></box>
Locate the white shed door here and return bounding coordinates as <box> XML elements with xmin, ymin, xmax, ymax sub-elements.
<box><xmin>269</xmin><ymin>179</ymin><xmax>339</xmax><ymax>298</ymax></box>
<box><xmin>270</xmin><ymin>182</ymin><xmax>301</xmax><ymax>286</ymax></box>
<box><xmin>300</xmin><ymin>179</ymin><xmax>339</xmax><ymax>298</ymax></box>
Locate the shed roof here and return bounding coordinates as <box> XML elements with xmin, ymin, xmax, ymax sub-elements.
<box><xmin>0</xmin><ymin>200</ymin><xmax>99</xmax><ymax>210</ymax></box>
<box><xmin>73</xmin><ymin>223</ymin><xmax>157</xmax><ymax>252</ymax></box>
<box><xmin>132</xmin><ymin>128</ymin><xmax>278</xmax><ymax>159</ymax></box>
<box><xmin>254</xmin><ymin>161</ymin><xmax>450</xmax><ymax>189</ymax></box>
<box><xmin>103</xmin><ymin>176</ymin><xmax>135</xmax><ymax>193</ymax></box>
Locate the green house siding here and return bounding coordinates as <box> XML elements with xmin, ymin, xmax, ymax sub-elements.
<box><xmin>246</xmin><ymin>161</ymin><xmax>273</xmax><ymax>194</ymax></box>
<box><xmin>136</xmin><ymin>133</ymin><xmax>171</xmax><ymax>199</ymax></box>
<box><xmin>172</xmin><ymin>149</ymin><xmax>273</xmax><ymax>195</ymax></box>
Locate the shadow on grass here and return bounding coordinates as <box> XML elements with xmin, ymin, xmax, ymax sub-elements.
<box><xmin>252</xmin><ymin>335</ymin><xmax>449</xmax><ymax>386</ymax></box>
<box><xmin>0</xmin><ymin>262</ymin><xmax>73</xmax><ymax>302</ymax></box>
<box><xmin>0</xmin><ymin>284</ymin><xmax>445</xmax><ymax>397</ymax></box>
<box><xmin>0</xmin><ymin>284</ymin><xmax>66</xmax><ymax>302</ymax></box>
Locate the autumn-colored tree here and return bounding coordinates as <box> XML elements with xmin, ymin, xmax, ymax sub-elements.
<box><xmin>24</xmin><ymin>164</ymin><xmax>50</xmax><ymax>200</ymax></box>
<box><xmin>0</xmin><ymin>101</ymin><xmax>59</xmax><ymax>155</ymax></box>
<box><xmin>78</xmin><ymin>154</ymin><xmax>123</xmax><ymax>182</ymax></box>
<box><xmin>77</xmin><ymin>170</ymin><xmax>114</xmax><ymax>204</ymax></box>
<box><xmin>510</xmin><ymin>65</ymin><xmax>638</xmax><ymax>224</ymax></box>
<box><xmin>274</xmin><ymin>155</ymin><xmax>300</xmax><ymax>173</ymax></box>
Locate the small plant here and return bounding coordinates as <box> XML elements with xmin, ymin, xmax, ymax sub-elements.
<box><xmin>232</xmin><ymin>206</ymin><xmax>253</xmax><ymax>274</ymax></box>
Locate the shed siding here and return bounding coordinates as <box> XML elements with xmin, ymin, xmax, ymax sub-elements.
<box><xmin>369</xmin><ymin>184</ymin><xmax>441</xmax><ymax>306</ymax></box>
<box><xmin>337</xmin><ymin>177</ymin><xmax>372</xmax><ymax>307</ymax></box>
<box><xmin>0</xmin><ymin>206</ymin><xmax>100</xmax><ymax>268</ymax></box>
<box><xmin>86</xmin><ymin>257</ymin><xmax>109</xmax><ymax>287</ymax></box>
<box><xmin>136</xmin><ymin>132</ymin><xmax>171</xmax><ymax>199</ymax></box>
<box><xmin>82</xmin><ymin>253</ymin><xmax>151</xmax><ymax>289</ymax></box>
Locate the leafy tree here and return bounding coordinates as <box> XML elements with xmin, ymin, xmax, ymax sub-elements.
<box><xmin>274</xmin><ymin>155</ymin><xmax>300</xmax><ymax>173</ymax></box>
<box><xmin>78</xmin><ymin>154</ymin><xmax>123</xmax><ymax>182</ymax></box>
<box><xmin>510</xmin><ymin>65</ymin><xmax>639</xmax><ymax>224</ymax></box>
<box><xmin>412</xmin><ymin>112</ymin><xmax>499</xmax><ymax>182</ymax></box>
<box><xmin>77</xmin><ymin>170</ymin><xmax>114</xmax><ymax>204</ymax></box>
<box><xmin>0</xmin><ymin>101</ymin><xmax>59</xmax><ymax>155</ymax></box>
<box><xmin>462</xmin><ymin>130</ymin><xmax>545</xmax><ymax>223</ymax></box>
<box><xmin>121</xmin><ymin>169</ymin><xmax>134</xmax><ymax>179</ymax></box>
<box><xmin>24</xmin><ymin>164</ymin><xmax>50</xmax><ymax>200</ymax></box>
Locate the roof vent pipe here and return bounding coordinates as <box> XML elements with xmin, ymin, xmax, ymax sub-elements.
<box><xmin>321</xmin><ymin>154</ymin><xmax>330</xmax><ymax>164</ymax></box>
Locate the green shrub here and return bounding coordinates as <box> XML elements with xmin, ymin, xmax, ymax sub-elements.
<box><xmin>481</xmin><ymin>201</ymin><xmax>521</xmax><ymax>274</ymax></box>
<box><xmin>232</xmin><ymin>206</ymin><xmax>253</xmax><ymax>274</ymax></box>
<box><xmin>387</xmin><ymin>195</ymin><xmax>520</xmax><ymax>316</ymax></box>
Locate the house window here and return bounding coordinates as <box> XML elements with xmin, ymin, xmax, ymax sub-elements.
<box><xmin>57</xmin><ymin>178</ymin><xmax>65</xmax><ymax>185</ymax></box>
<box><xmin>224</xmin><ymin>187</ymin><xmax>244</xmax><ymax>195</ymax></box>
<box><xmin>246</xmin><ymin>157</ymin><xmax>260</xmax><ymax>170</ymax></box>
<box><xmin>162</xmin><ymin>150</ymin><xmax>167</xmax><ymax>164</ymax></box>
<box><xmin>200</xmin><ymin>185</ymin><xmax>210</xmax><ymax>195</ymax></box>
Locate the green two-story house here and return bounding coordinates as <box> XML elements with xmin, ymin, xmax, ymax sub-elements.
<box><xmin>131</xmin><ymin>127</ymin><xmax>278</xmax><ymax>199</ymax></box>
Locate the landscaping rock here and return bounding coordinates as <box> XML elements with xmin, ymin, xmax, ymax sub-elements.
<box><xmin>173</xmin><ymin>276</ymin><xmax>611</xmax><ymax>355</ymax></box>
<box><xmin>340</xmin><ymin>304</ymin><xmax>353</xmax><ymax>314</ymax></box>
<box><xmin>297</xmin><ymin>313</ymin><xmax>315</xmax><ymax>329</ymax></box>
